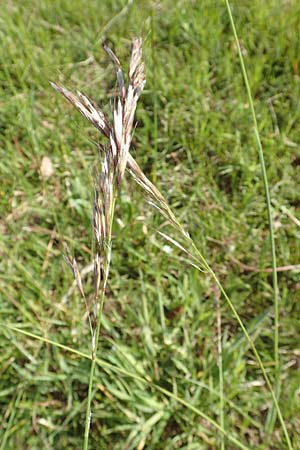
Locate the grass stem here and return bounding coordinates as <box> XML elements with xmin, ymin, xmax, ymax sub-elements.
<box><xmin>224</xmin><ymin>0</ymin><xmax>280</xmax><ymax>436</ymax></box>
<box><xmin>83</xmin><ymin>197</ymin><xmax>116</xmax><ymax>450</ymax></box>
<box><xmin>186</xmin><ymin>238</ymin><xmax>292</xmax><ymax>449</ymax></box>
<box><xmin>215</xmin><ymin>291</ymin><xmax>225</xmax><ymax>450</ymax></box>
<box><xmin>83</xmin><ymin>288</ymin><xmax>106</xmax><ymax>450</ymax></box>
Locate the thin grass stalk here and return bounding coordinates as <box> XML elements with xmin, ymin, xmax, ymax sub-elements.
<box><xmin>190</xmin><ymin>238</ymin><xmax>291</xmax><ymax>449</ymax></box>
<box><xmin>4</xmin><ymin>324</ymin><xmax>250</xmax><ymax>450</ymax></box>
<box><xmin>83</xmin><ymin>288</ymin><xmax>107</xmax><ymax>448</ymax></box>
<box><xmin>208</xmin><ymin>263</ymin><xmax>291</xmax><ymax>450</ymax></box>
<box><xmin>224</xmin><ymin>0</ymin><xmax>280</xmax><ymax>435</ymax></box>
<box><xmin>84</xmin><ymin>254</ymin><xmax>111</xmax><ymax>445</ymax></box>
<box><xmin>134</xmin><ymin>179</ymin><xmax>291</xmax><ymax>447</ymax></box>
<box><xmin>156</xmin><ymin>277</ymin><xmax>166</xmax><ymax>332</ymax></box>
<box><xmin>215</xmin><ymin>291</ymin><xmax>225</xmax><ymax>450</ymax></box>
<box><xmin>151</xmin><ymin>9</ymin><xmax>158</xmax><ymax>159</ymax></box>
<box><xmin>84</xmin><ymin>191</ymin><xmax>116</xmax><ymax>450</ymax></box>
<box><xmin>150</xmin><ymin>204</ymin><xmax>290</xmax><ymax>445</ymax></box>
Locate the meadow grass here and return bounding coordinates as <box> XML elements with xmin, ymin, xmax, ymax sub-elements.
<box><xmin>1</xmin><ymin>1</ymin><xmax>300</xmax><ymax>449</ymax></box>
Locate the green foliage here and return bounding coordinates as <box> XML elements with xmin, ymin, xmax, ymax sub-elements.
<box><xmin>1</xmin><ymin>0</ymin><xmax>300</xmax><ymax>449</ymax></box>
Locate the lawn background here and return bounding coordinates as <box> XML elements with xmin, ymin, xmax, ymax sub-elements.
<box><xmin>0</xmin><ymin>0</ymin><xmax>300</xmax><ymax>449</ymax></box>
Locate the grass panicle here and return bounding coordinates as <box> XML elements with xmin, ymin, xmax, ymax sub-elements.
<box><xmin>52</xmin><ymin>38</ymin><xmax>145</xmax><ymax>450</ymax></box>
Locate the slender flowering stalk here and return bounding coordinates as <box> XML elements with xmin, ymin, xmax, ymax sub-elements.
<box><xmin>52</xmin><ymin>37</ymin><xmax>291</xmax><ymax>449</ymax></box>
<box><xmin>224</xmin><ymin>0</ymin><xmax>281</xmax><ymax>437</ymax></box>
<box><xmin>52</xmin><ymin>38</ymin><xmax>145</xmax><ymax>450</ymax></box>
<box><xmin>128</xmin><ymin>151</ymin><xmax>292</xmax><ymax>449</ymax></box>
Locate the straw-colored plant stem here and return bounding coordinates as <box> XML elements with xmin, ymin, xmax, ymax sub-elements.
<box><xmin>224</xmin><ymin>0</ymin><xmax>280</xmax><ymax>435</ymax></box>
<box><xmin>83</xmin><ymin>198</ymin><xmax>115</xmax><ymax>450</ymax></box>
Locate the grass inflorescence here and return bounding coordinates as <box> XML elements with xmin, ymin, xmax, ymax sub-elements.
<box><xmin>1</xmin><ymin>1</ymin><xmax>300</xmax><ymax>449</ymax></box>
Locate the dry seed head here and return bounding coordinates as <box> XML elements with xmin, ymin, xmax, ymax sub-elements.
<box><xmin>92</xmin><ymin>149</ymin><xmax>115</xmax><ymax>250</ymax></box>
<box><xmin>127</xmin><ymin>154</ymin><xmax>165</xmax><ymax>204</ymax></box>
<box><xmin>52</xmin><ymin>38</ymin><xmax>147</xmax><ymax>312</ymax></box>
<box><xmin>53</xmin><ymin>38</ymin><xmax>193</xmax><ymax>318</ymax></box>
<box><xmin>51</xmin><ymin>38</ymin><xmax>146</xmax><ymax>191</ymax></box>
<box><xmin>77</xmin><ymin>91</ymin><xmax>111</xmax><ymax>136</ymax></box>
<box><xmin>117</xmin><ymin>140</ymin><xmax>130</xmax><ymax>187</ymax></box>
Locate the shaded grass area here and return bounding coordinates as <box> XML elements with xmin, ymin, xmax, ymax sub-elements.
<box><xmin>1</xmin><ymin>0</ymin><xmax>300</xmax><ymax>448</ymax></box>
